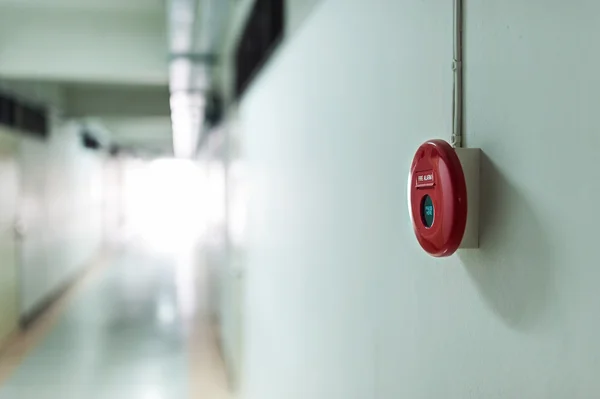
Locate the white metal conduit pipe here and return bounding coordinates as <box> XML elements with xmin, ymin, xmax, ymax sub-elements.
<box><xmin>167</xmin><ymin>0</ymin><xmax>198</xmax><ymax>158</ymax></box>
<box><xmin>452</xmin><ymin>0</ymin><xmax>464</xmax><ymax>148</ymax></box>
<box><xmin>167</xmin><ymin>0</ymin><xmax>230</xmax><ymax>158</ymax></box>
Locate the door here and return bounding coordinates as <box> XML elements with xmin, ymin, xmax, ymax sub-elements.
<box><xmin>18</xmin><ymin>138</ymin><xmax>48</xmax><ymax>317</ymax></box>
<box><xmin>0</xmin><ymin>129</ymin><xmax>20</xmax><ymax>345</ymax></box>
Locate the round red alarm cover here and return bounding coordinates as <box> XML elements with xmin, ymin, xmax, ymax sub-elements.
<box><xmin>408</xmin><ymin>139</ymin><xmax>467</xmax><ymax>257</ymax></box>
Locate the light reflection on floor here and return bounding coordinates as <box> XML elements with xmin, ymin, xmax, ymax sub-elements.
<box><xmin>0</xmin><ymin>157</ymin><xmax>231</xmax><ymax>399</ymax></box>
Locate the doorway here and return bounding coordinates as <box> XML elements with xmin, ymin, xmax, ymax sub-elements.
<box><xmin>0</xmin><ymin>129</ymin><xmax>21</xmax><ymax>345</ymax></box>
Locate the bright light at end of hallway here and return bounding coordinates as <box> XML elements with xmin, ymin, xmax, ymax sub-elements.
<box><xmin>124</xmin><ymin>158</ymin><xmax>210</xmax><ymax>253</ymax></box>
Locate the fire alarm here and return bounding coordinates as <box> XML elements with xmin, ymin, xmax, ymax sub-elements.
<box><xmin>408</xmin><ymin>139</ymin><xmax>480</xmax><ymax>257</ymax></box>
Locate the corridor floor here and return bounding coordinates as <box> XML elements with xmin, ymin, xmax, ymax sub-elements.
<box><xmin>0</xmin><ymin>242</ymin><xmax>230</xmax><ymax>399</ymax></box>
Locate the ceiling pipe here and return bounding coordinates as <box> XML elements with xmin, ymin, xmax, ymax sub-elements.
<box><xmin>166</xmin><ymin>0</ymin><xmax>231</xmax><ymax>158</ymax></box>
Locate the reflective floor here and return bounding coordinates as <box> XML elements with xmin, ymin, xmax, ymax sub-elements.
<box><xmin>0</xmin><ymin>241</ymin><xmax>229</xmax><ymax>399</ymax></box>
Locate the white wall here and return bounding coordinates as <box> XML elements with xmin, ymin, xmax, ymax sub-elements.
<box><xmin>219</xmin><ymin>0</ymin><xmax>600</xmax><ymax>398</ymax></box>
<box><xmin>1</xmin><ymin>81</ymin><xmax>105</xmax><ymax>316</ymax></box>
<box><xmin>19</xmin><ymin>122</ymin><xmax>104</xmax><ymax>315</ymax></box>
<box><xmin>212</xmin><ymin>1</ymin><xmax>327</xmax><ymax>385</ymax></box>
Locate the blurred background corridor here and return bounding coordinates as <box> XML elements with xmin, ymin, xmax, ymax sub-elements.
<box><xmin>0</xmin><ymin>0</ymin><xmax>238</xmax><ymax>397</ymax></box>
<box><xmin>2</xmin><ymin>0</ymin><xmax>600</xmax><ymax>398</ymax></box>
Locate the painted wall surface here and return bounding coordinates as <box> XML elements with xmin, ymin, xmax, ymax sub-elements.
<box><xmin>219</xmin><ymin>0</ymin><xmax>600</xmax><ymax>398</ymax></box>
<box><xmin>1</xmin><ymin>81</ymin><xmax>105</xmax><ymax>317</ymax></box>
<box><xmin>19</xmin><ymin>123</ymin><xmax>104</xmax><ymax>316</ymax></box>
<box><xmin>199</xmin><ymin>130</ymin><xmax>243</xmax><ymax>386</ymax></box>
<box><xmin>65</xmin><ymin>85</ymin><xmax>170</xmax><ymax>118</ymax></box>
<box><xmin>210</xmin><ymin>0</ymin><xmax>327</xmax><ymax>386</ymax></box>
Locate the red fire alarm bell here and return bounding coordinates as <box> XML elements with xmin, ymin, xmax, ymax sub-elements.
<box><xmin>408</xmin><ymin>139</ymin><xmax>480</xmax><ymax>257</ymax></box>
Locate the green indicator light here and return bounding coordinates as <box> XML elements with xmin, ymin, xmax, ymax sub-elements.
<box><xmin>421</xmin><ymin>195</ymin><xmax>434</xmax><ymax>228</ymax></box>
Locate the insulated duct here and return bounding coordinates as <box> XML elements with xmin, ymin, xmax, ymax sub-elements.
<box><xmin>167</xmin><ymin>0</ymin><xmax>231</xmax><ymax>158</ymax></box>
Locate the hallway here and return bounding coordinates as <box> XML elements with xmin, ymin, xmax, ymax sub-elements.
<box><xmin>0</xmin><ymin>240</ymin><xmax>229</xmax><ymax>399</ymax></box>
<box><xmin>5</xmin><ymin>0</ymin><xmax>600</xmax><ymax>397</ymax></box>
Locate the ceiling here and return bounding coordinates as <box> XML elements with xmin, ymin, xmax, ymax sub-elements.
<box><xmin>0</xmin><ymin>0</ymin><xmax>165</xmax><ymax>13</ymax></box>
<box><xmin>0</xmin><ymin>5</ymin><xmax>168</xmax><ymax>85</ymax></box>
<box><xmin>100</xmin><ymin>117</ymin><xmax>174</xmax><ymax>155</ymax></box>
<box><xmin>64</xmin><ymin>83</ymin><xmax>173</xmax><ymax>154</ymax></box>
<box><xmin>0</xmin><ymin>0</ymin><xmax>232</xmax><ymax>157</ymax></box>
<box><xmin>0</xmin><ymin>0</ymin><xmax>174</xmax><ymax>155</ymax></box>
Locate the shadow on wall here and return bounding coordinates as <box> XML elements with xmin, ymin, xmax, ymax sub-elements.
<box><xmin>458</xmin><ymin>152</ymin><xmax>556</xmax><ymax>331</ymax></box>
